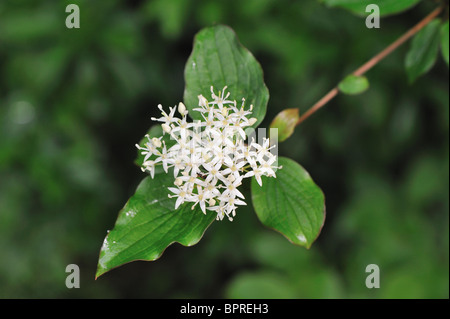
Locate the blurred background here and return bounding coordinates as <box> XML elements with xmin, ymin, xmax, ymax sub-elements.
<box><xmin>0</xmin><ymin>0</ymin><xmax>448</xmax><ymax>298</ymax></box>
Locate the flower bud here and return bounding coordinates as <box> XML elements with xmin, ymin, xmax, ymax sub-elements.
<box><xmin>174</xmin><ymin>177</ymin><xmax>183</xmax><ymax>186</ymax></box>
<box><xmin>161</xmin><ymin>123</ymin><xmax>171</xmax><ymax>133</ymax></box>
<box><xmin>248</xmin><ymin>117</ymin><xmax>257</xmax><ymax>126</ymax></box>
<box><xmin>152</xmin><ymin>137</ymin><xmax>162</xmax><ymax>148</ymax></box>
<box><xmin>178</xmin><ymin>102</ymin><xmax>186</xmax><ymax>115</ymax></box>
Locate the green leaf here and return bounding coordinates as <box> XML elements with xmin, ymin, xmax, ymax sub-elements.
<box><xmin>405</xmin><ymin>19</ymin><xmax>441</xmax><ymax>83</ymax></box>
<box><xmin>320</xmin><ymin>0</ymin><xmax>420</xmax><ymax>17</ymax></box>
<box><xmin>184</xmin><ymin>25</ymin><xmax>269</xmax><ymax>128</ymax></box>
<box><xmin>270</xmin><ymin>108</ymin><xmax>300</xmax><ymax>143</ymax></box>
<box><xmin>251</xmin><ymin>157</ymin><xmax>326</xmax><ymax>249</ymax></box>
<box><xmin>441</xmin><ymin>20</ymin><xmax>449</xmax><ymax>67</ymax></box>
<box><xmin>96</xmin><ymin>174</ymin><xmax>216</xmax><ymax>279</ymax></box>
<box><xmin>338</xmin><ymin>74</ymin><xmax>370</xmax><ymax>95</ymax></box>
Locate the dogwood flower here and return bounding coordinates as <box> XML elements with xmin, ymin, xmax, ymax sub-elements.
<box><xmin>136</xmin><ymin>86</ymin><xmax>281</xmax><ymax>221</ymax></box>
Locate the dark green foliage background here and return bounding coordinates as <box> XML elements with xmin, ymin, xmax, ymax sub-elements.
<box><xmin>0</xmin><ymin>0</ymin><xmax>448</xmax><ymax>298</ymax></box>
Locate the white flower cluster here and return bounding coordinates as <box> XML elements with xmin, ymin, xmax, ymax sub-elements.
<box><xmin>136</xmin><ymin>86</ymin><xmax>279</xmax><ymax>221</ymax></box>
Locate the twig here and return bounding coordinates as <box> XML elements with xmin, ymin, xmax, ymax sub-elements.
<box><xmin>296</xmin><ymin>5</ymin><xmax>444</xmax><ymax>126</ymax></box>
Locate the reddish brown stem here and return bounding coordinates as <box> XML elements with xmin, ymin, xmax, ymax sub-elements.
<box><xmin>296</xmin><ymin>6</ymin><xmax>444</xmax><ymax>126</ymax></box>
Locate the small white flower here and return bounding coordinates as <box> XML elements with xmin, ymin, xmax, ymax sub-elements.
<box><xmin>202</xmin><ymin>161</ymin><xmax>227</xmax><ymax>185</ymax></box>
<box><xmin>259</xmin><ymin>154</ymin><xmax>278</xmax><ymax>178</ymax></box>
<box><xmin>151</xmin><ymin>104</ymin><xmax>178</xmax><ymax>126</ymax></box>
<box><xmin>142</xmin><ymin>160</ymin><xmax>158</xmax><ymax>178</ymax></box>
<box><xmin>168</xmin><ymin>185</ymin><xmax>191</xmax><ymax>209</ymax></box>
<box><xmin>221</xmin><ymin>176</ymin><xmax>245</xmax><ymax>200</ymax></box>
<box><xmin>154</xmin><ymin>142</ymin><xmax>170</xmax><ymax>173</ymax></box>
<box><xmin>191</xmin><ymin>185</ymin><xmax>208</xmax><ymax>214</ymax></box>
<box><xmin>244</xmin><ymin>166</ymin><xmax>264</xmax><ymax>187</ymax></box>
<box><xmin>221</xmin><ymin>157</ymin><xmax>246</xmax><ymax>180</ymax></box>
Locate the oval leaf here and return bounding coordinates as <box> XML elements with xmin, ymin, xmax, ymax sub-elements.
<box><xmin>441</xmin><ymin>20</ymin><xmax>449</xmax><ymax>67</ymax></box>
<box><xmin>405</xmin><ymin>19</ymin><xmax>441</xmax><ymax>83</ymax></box>
<box><xmin>251</xmin><ymin>157</ymin><xmax>326</xmax><ymax>249</ymax></box>
<box><xmin>96</xmin><ymin>173</ymin><xmax>216</xmax><ymax>278</ymax></box>
<box><xmin>270</xmin><ymin>108</ymin><xmax>299</xmax><ymax>143</ymax></box>
<box><xmin>320</xmin><ymin>0</ymin><xmax>420</xmax><ymax>17</ymax></box>
<box><xmin>184</xmin><ymin>25</ymin><xmax>269</xmax><ymax>128</ymax></box>
<box><xmin>338</xmin><ymin>74</ymin><xmax>369</xmax><ymax>95</ymax></box>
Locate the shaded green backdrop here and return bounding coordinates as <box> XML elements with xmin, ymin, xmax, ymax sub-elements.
<box><xmin>0</xmin><ymin>0</ymin><xmax>448</xmax><ymax>298</ymax></box>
